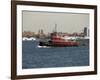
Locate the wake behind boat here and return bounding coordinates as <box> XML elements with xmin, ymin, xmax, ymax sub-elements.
<box><xmin>37</xmin><ymin>45</ymin><xmax>51</xmax><ymax>48</ymax></box>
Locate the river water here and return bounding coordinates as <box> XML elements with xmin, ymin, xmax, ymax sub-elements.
<box><xmin>22</xmin><ymin>41</ymin><xmax>89</xmax><ymax>69</ymax></box>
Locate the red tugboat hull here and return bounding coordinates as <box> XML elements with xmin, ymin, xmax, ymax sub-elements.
<box><xmin>52</xmin><ymin>41</ymin><xmax>79</xmax><ymax>47</ymax></box>
<box><xmin>39</xmin><ymin>40</ymin><xmax>79</xmax><ymax>47</ymax></box>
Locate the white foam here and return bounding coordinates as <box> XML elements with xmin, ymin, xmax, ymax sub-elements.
<box><xmin>37</xmin><ymin>45</ymin><xmax>51</xmax><ymax>48</ymax></box>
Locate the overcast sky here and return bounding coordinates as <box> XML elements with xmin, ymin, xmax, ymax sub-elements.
<box><xmin>22</xmin><ymin>11</ymin><xmax>89</xmax><ymax>34</ymax></box>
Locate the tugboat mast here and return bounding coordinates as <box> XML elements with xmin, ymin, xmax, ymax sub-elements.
<box><xmin>54</xmin><ymin>24</ymin><xmax>57</xmax><ymax>33</ymax></box>
<box><xmin>53</xmin><ymin>24</ymin><xmax>57</xmax><ymax>33</ymax></box>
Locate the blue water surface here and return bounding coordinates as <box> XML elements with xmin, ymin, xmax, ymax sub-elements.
<box><xmin>22</xmin><ymin>41</ymin><xmax>89</xmax><ymax>69</ymax></box>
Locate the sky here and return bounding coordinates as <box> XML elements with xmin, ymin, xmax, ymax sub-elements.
<box><xmin>22</xmin><ymin>11</ymin><xmax>89</xmax><ymax>34</ymax></box>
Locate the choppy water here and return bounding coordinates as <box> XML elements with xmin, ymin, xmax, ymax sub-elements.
<box><xmin>22</xmin><ymin>41</ymin><xmax>89</xmax><ymax>69</ymax></box>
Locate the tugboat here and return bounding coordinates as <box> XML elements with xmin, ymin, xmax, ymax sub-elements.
<box><xmin>39</xmin><ymin>24</ymin><xmax>79</xmax><ymax>47</ymax></box>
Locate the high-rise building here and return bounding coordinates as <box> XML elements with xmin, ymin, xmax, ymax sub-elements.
<box><xmin>84</xmin><ymin>27</ymin><xmax>89</xmax><ymax>37</ymax></box>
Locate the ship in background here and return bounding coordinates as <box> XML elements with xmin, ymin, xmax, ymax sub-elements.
<box><xmin>39</xmin><ymin>24</ymin><xmax>81</xmax><ymax>47</ymax></box>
